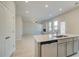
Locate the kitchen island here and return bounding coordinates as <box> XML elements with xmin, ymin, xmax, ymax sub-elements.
<box><xmin>34</xmin><ymin>34</ymin><xmax>79</xmax><ymax>57</ymax></box>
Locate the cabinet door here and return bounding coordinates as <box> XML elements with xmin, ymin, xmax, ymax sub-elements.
<box><xmin>74</xmin><ymin>38</ymin><xmax>78</xmax><ymax>53</ymax></box>
<box><xmin>58</xmin><ymin>43</ymin><xmax>66</xmax><ymax>57</ymax></box>
<box><xmin>67</xmin><ymin>41</ymin><xmax>73</xmax><ymax>56</ymax></box>
<box><xmin>41</xmin><ymin>43</ymin><xmax>57</xmax><ymax>57</ymax></box>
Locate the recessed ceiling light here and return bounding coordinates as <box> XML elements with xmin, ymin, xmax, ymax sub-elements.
<box><xmin>25</xmin><ymin>1</ymin><xmax>29</xmax><ymax>3</ymax></box>
<box><xmin>45</xmin><ymin>4</ymin><xmax>48</xmax><ymax>8</ymax></box>
<box><xmin>26</xmin><ymin>11</ymin><xmax>29</xmax><ymax>14</ymax></box>
<box><xmin>59</xmin><ymin>8</ymin><xmax>62</xmax><ymax>11</ymax></box>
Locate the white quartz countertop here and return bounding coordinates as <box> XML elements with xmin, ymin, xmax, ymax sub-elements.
<box><xmin>34</xmin><ymin>34</ymin><xmax>79</xmax><ymax>43</ymax></box>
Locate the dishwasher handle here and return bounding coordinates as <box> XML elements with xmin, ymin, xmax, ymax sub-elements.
<box><xmin>40</xmin><ymin>40</ymin><xmax>57</xmax><ymax>45</ymax></box>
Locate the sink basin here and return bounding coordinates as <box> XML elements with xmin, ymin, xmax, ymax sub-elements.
<box><xmin>55</xmin><ymin>35</ymin><xmax>67</xmax><ymax>38</ymax></box>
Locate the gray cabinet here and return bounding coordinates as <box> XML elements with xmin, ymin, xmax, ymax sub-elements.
<box><xmin>74</xmin><ymin>38</ymin><xmax>78</xmax><ymax>53</ymax></box>
<box><xmin>36</xmin><ymin>37</ymin><xmax>79</xmax><ymax>57</ymax></box>
<box><xmin>41</xmin><ymin>42</ymin><xmax>57</xmax><ymax>57</ymax></box>
<box><xmin>67</xmin><ymin>41</ymin><xmax>73</xmax><ymax>56</ymax></box>
<box><xmin>58</xmin><ymin>43</ymin><xmax>66</xmax><ymax>57</ymax></box>
<box><xmin>58</xmin><ymin>38</ymin><xmax>79</xmax><ymax>57</ymax></box>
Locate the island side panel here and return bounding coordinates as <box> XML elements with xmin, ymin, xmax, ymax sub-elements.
<box><xmin>35</xmin><ymin>41</ymin><xmax>41</xmax><ymax>57</ymax></box>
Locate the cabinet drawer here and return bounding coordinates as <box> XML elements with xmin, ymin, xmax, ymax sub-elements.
<box><xmin>74</xmin><ymin>37</ymin><xmax>78</xmax><ymax>40</ymax></box>
<box><xmin>67</xmin><ymin>38</ymin><xmax>73</xmax><ymax>42</ymax></box>
<box><xmin>58</xmin><ymin>43</ymin><xmax>66</xmax><ymax>57</ymax></box>
<box><xmin>58</xmin><ymin>39</ymin><xmax>66</xmax><ymax>44</ymax></box>
<box><xmin>67</xmin><ymin>41</ymin><xmax>73</xmax><ymax>56</ymax></box>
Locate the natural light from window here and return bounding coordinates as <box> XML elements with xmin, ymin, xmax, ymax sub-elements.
<box><xmin>49</xmin><ymin>22</ymin><xmax>52</xmax><ymax>32</ymax></box>
<box><xmin>53</xmin><ymin>20</ymin><xmax>58</xmax><ymax>30</ymax></box>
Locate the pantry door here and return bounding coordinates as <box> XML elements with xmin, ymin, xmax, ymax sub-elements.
<box><xmin>0</xmin><ymin>2</ymin><xmax>15</xmax><ymax>57</ymax></box>
<box><xmin>0</xmin><ymin>3</ymin><xmax>7</xmax><ymax>57</ymax></box>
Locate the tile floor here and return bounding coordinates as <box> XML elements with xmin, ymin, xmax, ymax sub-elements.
<box><xmin>12</xmin><ymin>35</ymin><xmax>36</xmax><ymax>57</ymax></box>
<box><xmin>12</xmin><ymin>35</ymin><xmax>79</xmax><ymax>57</ymax></box>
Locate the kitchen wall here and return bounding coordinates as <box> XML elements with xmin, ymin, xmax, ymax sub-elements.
<box><xmin>42</xmin><ymin>7</ymin><xmax>79</xmax><ymax>35</ymax></box>
<box><xmin>54</xmin><ymin>7</ymin><xmax>79</xmax><ymax>35</ymax></box>
<box><xmin>23</xmin><ymin>20</ymin><xmax>42</xmax><ymax>36</ymax></box>
<box><xmin>41</xmin><ymin>19</ymin><xmax>57</xmax><ymax>34</ymax></box>
<box><xmin>16</xmin><ymin>16</ymin><xmax>23</xmax><ymax>40</ymax></box>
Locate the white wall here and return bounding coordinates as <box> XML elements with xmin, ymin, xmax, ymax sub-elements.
<box><xmin>16</xmin><ymin>16</ymin><xmax>23</xmax><ymax>40</ymax></box>
<box><xmin>53</xmin><ymin>7</ymin><xmax>79</xmax><ymax>35</ymax></box>
<box><xmin>23</xmin><ymin>20</ymin><xmax>42</xmax><ymax>35</ymax></box>
<box><xmin>41</xmin><ymin>7</ymin><xmax>79</xmax><ymax>35</ymax></box>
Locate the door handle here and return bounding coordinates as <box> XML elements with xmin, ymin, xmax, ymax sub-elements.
<box><xmin>5</xmin><ymin>36</ymin><xmax>10</xmax><ymax>40</ymax></box>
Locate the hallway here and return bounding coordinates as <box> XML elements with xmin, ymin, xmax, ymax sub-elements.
<box><xmin>13</xmin><ymin>36</ymin><xmax>35</xmax><ymax>57</ymax></box>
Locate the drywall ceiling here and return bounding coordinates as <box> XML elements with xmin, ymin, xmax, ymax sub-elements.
<box><xmin>15</xmin><ymin>1</ymin><xmax>79</xmax><ymax>23</ymax></box>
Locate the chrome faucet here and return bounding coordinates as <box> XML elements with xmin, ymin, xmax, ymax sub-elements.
<box><xmin>53</xmin><ymin>29</ymin><xmax>59</xmax><ymax>36</ymax></box>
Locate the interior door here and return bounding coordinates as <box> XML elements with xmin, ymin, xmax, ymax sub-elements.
<box><xmin>0</xmin><ymin>2</ymin><xmax>15</xmax><ymax>57</ymax></box>
<box><xmin>0</xmin><ymin>3</ymin><xmax>7</xmax><ymax>57</ymax></box>
<box><xmin>4</xmin><ymin>4</ymin><xmax>15</xmax><ymax>57</ymax></box>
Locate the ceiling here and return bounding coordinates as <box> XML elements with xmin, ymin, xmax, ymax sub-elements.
<box><xmin>15</xmin><ymin>1</ymin><xmax>79</xmax><ymax>23</ymax></box>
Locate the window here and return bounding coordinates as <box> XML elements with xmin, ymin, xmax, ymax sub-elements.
<box><xmin>49</xmin><ymin>22</ymin><xmax>52</xmax><ymax>31</ymax></box>
<box><xmin>53</xmin><ymin>20</ymin><xmax>58</xmax><ymax>30</ymax></box>
<box><xmin>53</xmin><ymin>20</ymin><xmax>58</xmax><ymax>35</ymax></box>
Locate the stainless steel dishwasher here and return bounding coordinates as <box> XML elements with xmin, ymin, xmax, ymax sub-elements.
<box><xmin>40</xmin><ymin>40</ymin><xmax>58</xmax><ymax>57</ymax></box>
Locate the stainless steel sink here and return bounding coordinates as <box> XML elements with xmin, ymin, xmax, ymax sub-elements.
<box><xmin>55</xmin><ymin>35</ymin><xmax>67</xmax><ymax>38</ymax></box>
